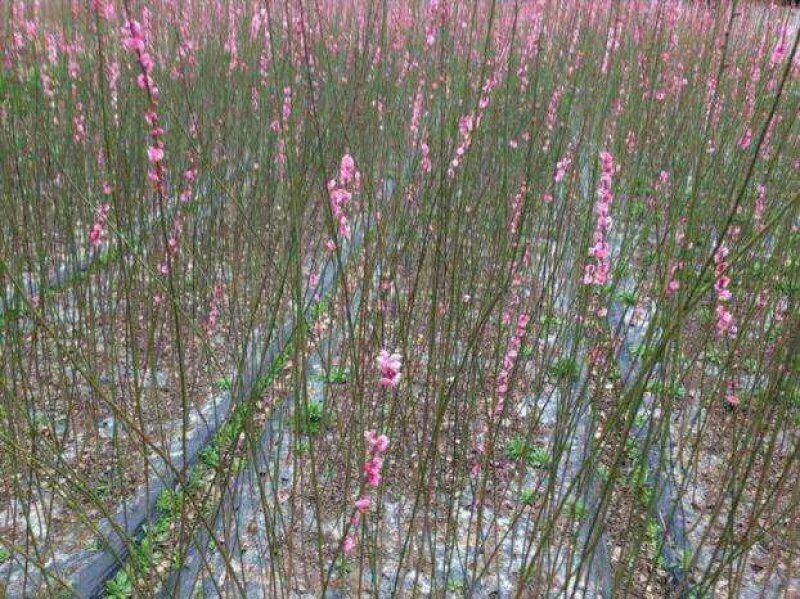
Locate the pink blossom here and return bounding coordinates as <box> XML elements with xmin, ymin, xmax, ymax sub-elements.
<box><xmin>328</xmin><ymin>155</ymin><xmax>357</xmax><ymax>240</ymax></box>
<box><xmin>281</xmin><ymin>86</ymin><xmax>292</xmax><ymax>122</ymax></box>
<box><xmin>355</xmin><ymin>497</ymin><xmax>370</xmax><ymax>513</ymax></box>
<box><xmin>89</xmin><ymin>223</ymin><xmax>103</xmax><ymax>247</ymax></box>
<box><xmin>88</xmin><ymin>202</ymin><xmax>111</xmax><ymax>248</ymax></box>
<box><xmin>492</xmin><ymin>313</ymin><xmax>529</xmax><ymax>418</ymax></box>
<box><xmin>420</xmin><ymin>142</ymin><xmax>431</xmax><ymax>173</ymax></box>
<box><xmin>553</xmin><ymin>156</ymin><xmax>570</xmax><ymax>182</ymax></box>
<box><xmin>147</xmin><ymin>145</ymin><xmax>164</xmax><ymax>163</ymax></box>
<box><xmin>377</xmin><ymin>350</ymin><xmax>402</xmax><ymax>387</ymax></box>
<box><xmin>364</xmin><ymin>430</ymin><xmax>389</xmax><ymax>455</ymax></box>
<box><xmin>343</xmin><ymin>535</ymin><xmax>356</xmax><ymax>554</ymax></box>
<box><xmin>771</xmin><ymin>27</ymin><xmax>787</xmax><ymax>67</ymax></box>
<box><xmin>584</xmin><ymin>151</ymin><xmax>615</xmax><ymax>287</ymax></box>
<box><xmin>738</xmin><ymin>128</ymin><xmax>752</xmax><ymax>150</ymax></box>
<box><xmin>346</xmin><ymin>428</ymin><xmax>390</xmax><ymax>551</ymax></box>
<box><xmin>363</xmin><ymin>457</ymin><xmax>383</xmax><ymax>487</ymax></box>
<box><xmin>340</xmin><ymin>154</ymin><xmax>356</xmax><ymax>185</ymax></box>
<box><xmin>373</xmin><ymin>434</ymin><xmax>389</xmax><ymax>453</ymax></box>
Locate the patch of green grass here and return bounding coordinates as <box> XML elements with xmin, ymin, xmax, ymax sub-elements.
<box><xmin>618</xmin><ymin>289</ymin><xmax>637</xmax><ymax>307</ymax></box>
<box><xmin>704</xmin><ymin>349</ymin><xmax>723</xmax><ymax>366</ymax></box>
<box><xmin>646</xmin><ymin>519</ymin><xmax>666</xmax><ymax>567</ymax></box>
<box><xmin>334</xmin><ymin>554</ymin><xmax>352</xmax><ymax>577</ymax></box>
<box><xmin>104</xmin><ymin>569</ymin><xmax>133</xmax><ymax>599</ymax></box>
<box><xmin>131</xmin><ymin>533</ymin><xmax>161</xmax><ymax>574</ymax></box>
<box><xmin>647</xmin><ymin>379</ymin><xmax>686</xmax><ymax>399</ymax></box>
<box><xmin>300</xmin><ymin>400</ymin><xmax>325</xmax><ymax>435</ymax></box>
<box><xmin>570</xmin><ymin>499</ymin><xmax>587</xmax><ymax>520</ymax></box>
<box><xmin>519</xmin><ymin>488</ymin><xmax>538</xmax><ymax>505</ymax></box>
<box><xmin>550</xmin><ymin>357</ymin><xmax>579</xmax><ymax>381</ymax></box>
<box><xmin>528</xmin><ymin>447</ymin><xmax>552</xmax><ymax>468</ymax></box>
<box><xmin>326</xmin><ymin>366</ymin><xmax>349</xmax><ymax>384</ymax></box>
<box><xmin>95</xmin><ymin>477</ymin><xmax>113</xmax><ymax>499</ymax></box>
<box><xmin>446</xmin><ymin>577</ymin><xmax>465</xmax><ymax>592</ymax></box>
<box><xmin>506</xmin><ymin>436</ymin><xmax>529</xmax><ymax>462</ymax></box>
<box><xmin>505</xmin><ymin>437</ymin><xmax>551</xmax><ymax>468</ymax></box>
<box><xmin>199</xmin><ymin>444</ymin><xmax>220</xmax><ymax>468</ymax></box>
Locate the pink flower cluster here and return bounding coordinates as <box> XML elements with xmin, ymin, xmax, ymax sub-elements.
<box><xmin>180</xmin><ymin>161</ymin><xmax>198</xmax><ymax>203</ymax></box>
<box><xmin>770</xmin><ymin>25</ymin><xmax>788</xmax><ymax>68</ymax></box>
<box><xmin>425</xmin><ymin>0</ymin><xmax>449</xmax><ymax>47</ymax></box>
<box><xmin>377</xmin><ymin>349</ymin><xmax>402</xmax><ymax>388</ymax></box>
<box><xmin>666</xmin><ymin>260</ymin><xmax>683</xmax><ymax>297</ymax></box>
<box><xmin>121</xmin><ymin>16</ymin><xmax>157</xmax><ymax>94</ymax></box>
<box><xmin>362</xmin><ymin>430</ymin><xmax>389</xmax><ymax>487</ymax></box>
<box><xmin>343</xmin><ymin>429</ymin><xmax>389</xmax><ymax>554</ymax></box>
<box><xmin>725</xmin><ymin>380</ymin><xmax>739</xmax><ymax>408</ymax></box>
<box><xmin>447</xmin><ymin>73</ymin><xmax>498</xmax><ymax>178</ymax></box>
<box><xmin>601</xmin><ymin>16</ymin><xmax>623</xmax><ymax>75</ymax></box>
<box><xmin>73</xmin><ymin>104</ymin><xmax>86</xmax><ymax>143</ymax></box>
<box><xmin>737</xmin><ymin>127</ymin><xmax>752</xmax><ymax>150</ymax></box>
<box><xmin>122</xmin><ymin>12</ymin><xmax>167</xmax><ymax>195</ymax></box>
<box><xmin>508</xmin><ymin>182</ymin><xmax>526</xmax><ymax>238</ymax></box>
<box><xmin>205</xmin><ymin>282</ymin><xmax>223</xmax><ymax>334</ymax></box>
<box><xmin>448</xmin><ymin>113</ymin><xmax>477</xmax><ymax>178</ymax></box>
<box><xmin>282</xmin><ymin>85</ymin><xmax>292</xmax><ymax>122</ymax></box>
<box><xmin>420</xmin><ymin>142</ymin><xmax>432</xmax><ymax>174</ymax></box>
<box><xmin>327</xmin><ymin>154</ymin><xmax>360</xmax><ymax>243</ymax></box>
<box><xmin>88</xmin><ymin>203</ymin><xmax>111</xmax><ymax>248</ymax></box>
<box><xmin>553</xmin><ymin>149</ymin><xmax>572</xmax><ymax>183</ymax></box>
<box><xmin>542</xmin><ymin>86</ymin><xmax>563</xmax><ymax>151</ymax></box>
<box><xmin>492</xmin><ymin>313</ymin><xmax>529</xmax><ymax>419</ymax></box>
<box><xmin>713</xmin><ymin>244</ymin><xmax>736</xmax><ymax>339</ymax></box>
<box><xmin>159</xmin><ymin>213</ymin><xmax>184</xmax><ymax>275</ymax></box>
<box><xmin>583</xmin><ymin>151</ymin><xmax>615</xmax><ymax>286</ymax></box>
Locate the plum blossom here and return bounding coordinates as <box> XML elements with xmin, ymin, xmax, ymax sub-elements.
<box><xmin>343</xmin><ymin>429</ymin><xmax>389</xmax><ymax>555</ymax></box>
<box><xmin>377</xmin><ymin>349</ymin><xmax>402</xmax><ymax>387</ymax></box>
<box><xmin>327</xmin><ymin>154</ymin><xmax>360</xmax><ymax>243</ymax></box>
<box><xmin>342</xmin><ymin>535</ymin><xmax>356</xmax><ymax>554</ymax></box>
<box><xmin>584</xmin><ymin>151</ymin><xmax>615</xmax><ymax>286</ymax></box>
<box><xmin>354</xmin><ymin>496</ymin><xmax>370</xmax><ymax>513</ymax></box>
<box><xmin>88</xmin><ymin>203</ymin><xmax>111</xmax><ymax>248</ymax></box>
<box><xmin>713</xmin><ymin>244</ymin><xmax>736</xmax><ymax>339</ymax></box>
<box><xmin>492</xmin><ymin>313</ymin><xmax>529</xmax><ymax>418</ymax></box>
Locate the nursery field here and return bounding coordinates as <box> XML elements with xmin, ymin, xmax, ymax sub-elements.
<box><xmin>0</xmin><ymin>0</ymin><xmax>798</xmax><ymax>597</ymax></box>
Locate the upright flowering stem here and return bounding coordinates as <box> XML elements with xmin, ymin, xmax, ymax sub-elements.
<box><xmin>492</xmin><ymin>313</ymin><xmax>530</xmax><ymax>419</ymax></box>
<box><xmin>714</xmin><ymin>243</ymin><xmax>737</xmax><ymax>339</ymax></box>
<box><xmin>583</xmin><ymin>151</ymin><xmax>615</xmax><ymax>287</ymax></box>
<box><xmin>120</xmin><ymin>5</ymin><xmax>193</xmax><ymax>538</ymax></box>
<box><xmin>339</xmin><ymin>349</ymin><xmax>399</xmax><ymax>556</ymax></box>
<box><xmin>204</xmin><ymin>282</ymin><xmax>223</xmax><ymax>335</ymax></box>
<box><xmin>121</xmin><ymin>13</ymin><xmax>165</xmax><ymax>197</ymax></box>
<box><xmin>326</xmin><ymin>154</ymin><xmax>361</xmax><ymax>248</ymax></box>
<box><xmin>88</xmin><ymin>203</ymin><xmax>111</xmax><ymax>248</ymax></box>
<box><xmin>343</xmin><ymin>431</ymin><xmax>389</xmax><ymax>555</ymax></box>
<box><xmin>447</xmin><ymin>71</ymin><xmax>501</xmax><ymax>179</ymax></box>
